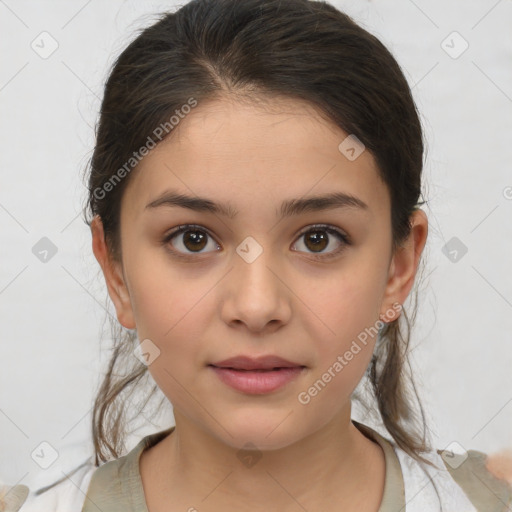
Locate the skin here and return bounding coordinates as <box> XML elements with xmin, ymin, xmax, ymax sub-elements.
<box><xmin>91</xmin><ymin>94</ymin><xmax>428</xmax><ymax>512</ymax></box>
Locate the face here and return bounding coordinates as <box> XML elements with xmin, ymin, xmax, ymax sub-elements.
<box><xmin>93</xmin><ymin>95</ymin><xmax>425</xmax><ymax>451</ymax></box>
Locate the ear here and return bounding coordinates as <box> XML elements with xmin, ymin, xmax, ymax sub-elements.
<box><xmin>380</xmin><ymin>209</ymin><xmax>428</xmax><ymax>321</ymax></box>
<box><xmin>90</xmin><ymin>215</ymin><xmax>136</xmax><ymax>330</ymax></box>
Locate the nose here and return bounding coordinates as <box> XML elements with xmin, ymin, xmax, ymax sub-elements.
<box><xmin>220</xmin><ymin>241</ymin><xmax>292</xmax><ymax>334</ymax></box>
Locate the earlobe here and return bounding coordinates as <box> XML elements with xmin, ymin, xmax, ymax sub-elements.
<box><xmin>90</xmin><ymin>215</ymin><xmax>136</xmax><ymax>330</ymax></box>
<box><xmin>379</xmin><ymin>301</ymin><xmax>402</xmax><ymax>323</ymax></box>
<box><xmin>379</xmin><ymin>209</ymin><xmax>428</xmax><ymax>322</ymax></box>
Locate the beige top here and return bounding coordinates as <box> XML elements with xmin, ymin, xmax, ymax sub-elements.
<box><xmin>77</xmin><ymin>420</ymin><xmax>512</xmax><ymax>512</ymax></box>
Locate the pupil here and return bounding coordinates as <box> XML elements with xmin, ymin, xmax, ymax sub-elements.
<box><xmin>184</xmin><ymin>231</ymin><xmax>206</xmax><ymax>251</ymax></box>
<box><xmin>181</xmin><ymin>229</ymin><xmax>329</xmax><ymax>253</ymax></box>
<box><xmin>306</xmin><ymin>231</ymin><xmax>327</xmax><ymax>252</ymax></box>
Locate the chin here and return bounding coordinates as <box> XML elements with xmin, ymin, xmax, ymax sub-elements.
<box><xmin>226</xmin><ymin>434</ymin><xmax>297</xmax><ymax>453</ymax></box>
<box><xmin>213</xmin><ymin>420</ymin><xmax>303</xmax><ymax>452</ymax></box>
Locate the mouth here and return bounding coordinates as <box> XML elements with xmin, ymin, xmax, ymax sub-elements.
<box><xmin>208</xmin><ymin>359</ymin><xmax>306</xmax><ymax>394</ymax></box>
<box><xmin>209</xmin><ymin>354</ymin><xmax>305</xmax><ymax>371</ymax></box>
<box><xmin>209</xmin><ymin>365</ymin><xmax>305</xmax><ymax>372</ymax></box>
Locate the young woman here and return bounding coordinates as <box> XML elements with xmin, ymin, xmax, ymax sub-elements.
<box><xmin>9</xmin><ymin>0</ymin><xmax>512</xmax><ymax>510</ymax></box>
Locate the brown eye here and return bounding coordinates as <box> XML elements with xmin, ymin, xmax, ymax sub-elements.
<box><xmin>163</xmin><ymin>225</ymin><xmax>220</xmax><ymax>256</ymax></box>
<box><xmin>303</xmin><ymin>230</ymin><xmax>329</xmax><ymax>252</ymax></box>
<box><xmin>182</xmin><ymin>230</ymin><xmax>207</xmax><ymax>251</ymax></box>
<box><xmin>292</xmin><ymin>225</ymin><xmax>350</xmax><ymax>259</ymax></box>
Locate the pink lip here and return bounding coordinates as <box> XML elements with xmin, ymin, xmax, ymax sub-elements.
<box><xmin>209</xmin><ymin>366</ymin><xmax>305</xmax><ymax>394</ymax></box>
<box><xmin>210</xmin><ymin>354</ymin><xmax>303</xmax><ymax>371</ymax></box>
<box><xmin>209</xmin><ymin>355</ymin><xmax>306</xmax><ymax>394</ymax></box>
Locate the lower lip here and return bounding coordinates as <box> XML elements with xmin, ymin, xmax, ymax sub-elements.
<box><xmin>209</xmin><ymin>366</ymin><xmax>305</xmax><ymax>394</ymax></box>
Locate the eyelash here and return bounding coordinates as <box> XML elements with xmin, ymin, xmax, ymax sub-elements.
<box><xmin>161</xmin><ymin>223</ymin><xmax>351</xmax><ymax>261</ymax></box>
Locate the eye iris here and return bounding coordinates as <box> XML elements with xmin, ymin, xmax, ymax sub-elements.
<box><xmin>184</xmin><ymin>230</ymin><xmax>207</xmax><ymax>251</ymax></box>
<box><xmin>305</xmin><ymin>230</ymin><xmax>328</xmax><ymax>252</ymax></box>
<box><xmin>174</xmin><ymin>227</ymin><xmax>338</xmax><ymax>256</ymax></box>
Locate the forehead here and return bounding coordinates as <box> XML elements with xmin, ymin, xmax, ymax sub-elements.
<box><xmin>122</xmin><ymin>95</ymin><xmax>390</xmax><ymax>220</ymax></box>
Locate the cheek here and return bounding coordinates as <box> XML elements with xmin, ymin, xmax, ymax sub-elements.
<box><xmin>125</xmin><ymin>254</ymin><xmax>221</xmax><ymax>365</ymax></box>
<box><xmin>126</xmin><ymin>251</ymin><xmax>216</xmax><ymax>341</ymax></box>
<box><xmin>128</xmin><ymin>263</ymin><xmax>214</xmax><ymax>407</ymax></box>
<box><xmin>306</xmin><ymin>269</ymin><xmax>383</xmax><ymax>341</ymax></box>
<box><xmin>297</xmin><ymin>284</ymin><xmax>378</xmax><ymax>414</ymax></box>
<box><xmin>299</xmin><ymin>263</ymin><xmax>384</xmax><ymax>387</ymax></box>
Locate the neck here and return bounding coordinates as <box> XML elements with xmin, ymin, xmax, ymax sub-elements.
<box><xmin>141</xmin><ymin>405</ymin><xmax>386</xmax><ymax>512</ymax></box>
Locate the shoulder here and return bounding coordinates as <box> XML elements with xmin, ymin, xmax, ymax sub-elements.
<box><xmin>435</xmin><ymin>446</ymin><xmax>512</xmax><ymax>512</ymax></box>
<box><xmin>1</xmin><ymin>483</ymin><xmax>29</xmax><ymax>512</ymax></box>
<box><xmin>9</xmin><ymin>428</ymin><xmax>173</xmax><ymax>512</ymax></box>
<box><xmin>10</xmin><ymin>460</ymin><xmax>95</xmax><ymax>512</ymax></box>
<box><xmin>80</xmin><ymin>450</ymin><xmax>132</xmax><ymax>511</ymax></box>
<box><xmin>81</xmin><ymin>428</ymin><xmax>173</xmax><ymax>511</ymax></box>
<box><xmin>13</xmin><ymin>454</ymin><xmax>130</xmax><ymax>512</ymax></box>
<box><xmin>3</xmin><ymin>436</ymin><xmax>103</xmax><ymax>512</ymax></box>
<box><xmin>393</xmin><ymin>441</ymin><xmax>512</xmax><ymax>512</ymax></box>
<box><xmin>14</xmin><ymin>428</ymin><xmax>174</xmax><ymax>512</ymax></box>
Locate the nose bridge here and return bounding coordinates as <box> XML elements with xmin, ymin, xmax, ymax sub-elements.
<box><xmin>222</xmin><ymin>235</ymin><xmax>290</xmax><ymax>329</ymax></box>
<box><xmin>234</xmin><ymin>235</ymin><xmax>279</xmax><ymax>296</ymax></box>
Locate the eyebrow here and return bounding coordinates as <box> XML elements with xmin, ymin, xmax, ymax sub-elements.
<box><xmin>145</xmin><ymin>190</ymin><xmax>369</xmax><ymax>219</ymax></box>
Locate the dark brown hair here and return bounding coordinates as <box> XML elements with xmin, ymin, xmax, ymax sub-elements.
<box><xmin>81</xmin><ymin>0</ymin><xmax>436</xmax><ymax>470</ymax></box>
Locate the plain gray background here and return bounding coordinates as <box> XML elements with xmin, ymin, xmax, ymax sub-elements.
<box><xmin>1</xmin><ymin>0</ymin><xmax>511</xmax><ymax>491</ymax></box>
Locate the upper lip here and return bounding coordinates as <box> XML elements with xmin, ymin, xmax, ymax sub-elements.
<box><xmin>210</xmin><ymin>355</ymin><xmax>304</xmax><ymax>370</ymax></box>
